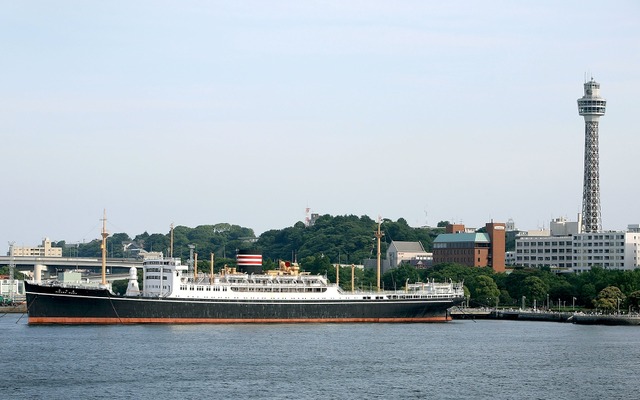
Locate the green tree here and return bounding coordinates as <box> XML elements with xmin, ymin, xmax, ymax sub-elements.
<box><xmin>593</xmin><ymin>286</ymin><xmax>625</xmax><ymax>312</ymax></box>
<box><xmin>470</xmin><ymin>275</ymin><xmax>500</xmax><ymax>306</ymax></box>
<box><xmin>382</xmin><ymin>264</ymin><xmax>420</xmax><ymax>291</ymax></box>
<box><xmin>300</xmin><ymin>255</ymin><xmax>332</xmax><ymax>275</ymax></box>
<box><xmin>111</xmin><ymin>279</ymin><xmax>128</xmax><ymax>295</ymax></box>
<box><xmin>627</xmin><ymin>290</ymin><xmax>640</xmax><ymax>312</ymax></box>
<box><xmin>522</xmin><ymin>276</ymin><xmax>548</xmax><ymax>303</ymax></box>
<box><xmin>0</xmin><ymin>266</ymin><xmax>21</xmax><ymax>279</ymax></box>
<box><xmin>499</xmin><ymin>289</ymin><xmax>514</xmax><ymax>306</ymax></box>
<box><xmin>579</xmin><ymin>283</ymin><xmax>597</xmax><ymax>307</ymax></box>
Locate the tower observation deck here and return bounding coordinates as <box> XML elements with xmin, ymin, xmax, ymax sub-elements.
<box><xmin>577</xmin><ymin>78</ymin><xmax>606</xmax><ymax>233</ymax></box>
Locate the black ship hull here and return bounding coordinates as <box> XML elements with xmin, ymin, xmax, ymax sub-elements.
<box><xmin>25</xmin><ymin>282</ymin><xmax>461</xmax><ymax>324</ymax></box>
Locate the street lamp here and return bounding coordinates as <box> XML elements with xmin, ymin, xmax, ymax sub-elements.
<box><xmin>547</xmin><ymin>294</ymin><xmax>550</xmax><ymax>311</ymax></box>
<box><xmin>522</xmin><ymin>296</ymin><xmax>526</xmax><ymax>310</ymax></box>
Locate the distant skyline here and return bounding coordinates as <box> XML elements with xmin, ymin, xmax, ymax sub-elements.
<box><xmin>2</xmin><ymin>1</ymin><xmax>639</xmax><ymax>254</ymax></box>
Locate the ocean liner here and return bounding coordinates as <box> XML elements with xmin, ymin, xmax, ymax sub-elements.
<box><xmin>24</xmin><ymin>216</ymin><xmax>464</xmax><ymax>324</ymax></box>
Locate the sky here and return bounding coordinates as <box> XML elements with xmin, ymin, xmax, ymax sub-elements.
<box><xmin>2</xmin><ymin>1</ymin><xmax>639</xmax><ymax>254</ymax></box>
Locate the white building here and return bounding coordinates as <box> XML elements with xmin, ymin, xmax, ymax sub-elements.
<box><xmin>572</xmin><ymin>228</ymin><xmax>640</xmax><ymax>272</ymax></box>
<box><xmin>0</xmin><ymin>278</ymin><xmax>24</xmax><ymax>299</ymax></box>
<box><xmin>383</xmin><ymin>241</ymin><xmax>431</xmax><ymax>272</ymax></box>
<box><xmin>515</xmin><ymin>234</ymin><xmax>574</xmax><ymax>269</ymax></box>
<box><xmin>515</xmin><ymin>220</ymin><xmax>640</xmax><ymax>271</ymax></box>
<box><xmin>505</xmin><ymin>251</ymin><xmax>516</xmax><ymax>266</ymax></box>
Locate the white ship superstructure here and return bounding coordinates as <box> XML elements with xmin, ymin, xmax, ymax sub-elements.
<box><xmin>139</xmin><ymin>257</ymin><xmax>463</xmax><ymax>302</ymax></box>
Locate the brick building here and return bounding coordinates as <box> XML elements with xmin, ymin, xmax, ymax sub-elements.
<box><xmin>432</xmin><ymin>222</ymin><xmax>506</xmax><ymax>273</ymax></box>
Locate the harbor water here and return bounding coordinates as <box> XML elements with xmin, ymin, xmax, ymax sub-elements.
<box><xmin>1</xmin><ymin>314</ymin><xmax>639</xmax><ymax>399</ymax></box>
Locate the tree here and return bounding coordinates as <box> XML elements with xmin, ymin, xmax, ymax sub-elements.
<box><xmin>593</xmin><ymin>286</ymin><xmax>625</xmax><ymax>312</ymax></box>
<box><xmin>499</xmin><ymin>289</ymin><xmax>514</xmax><ymax>306</ymax></box>
<box><xmin>382</xmin><ymin>264</ymin><xmax>420</xmax><ymax>291</ymax></box>
<box><xmin>300</xmin><ymin>255</ymin><xmax>332</xmax><ymax>275</ymax></box>
<box><xmin>627</xmin><ymin>290</ymin><xmax>640</xmax><ymax>312</ymax></box>
<box><xmin>0</xmin><ymin>266</ymin><xmax>20</xmax><ymax>279</ymax></box>
<box><xmin>470</xmin><ymin>275</ymin><xmax>500</xmax><ymax>306</ymax></box>
<box><xmin>579</xmin><ymin>283</ymin><xmax>597</xmax><ymax>307</ymax></box>
<box><xmin>111</xmin><ymin>279</ymin><xmax>128</xmax><ymax>295</ymax></box>
<box><xmin>522</xmin><ymin>276</ymin><xmax>548</xmax><ymax>303</ymax></box>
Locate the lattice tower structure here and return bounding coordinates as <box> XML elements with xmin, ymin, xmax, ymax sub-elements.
<box><xmin>577</xmin><ymin>78</ymin><xmax>606</xmax><ymax>233</ymax></box>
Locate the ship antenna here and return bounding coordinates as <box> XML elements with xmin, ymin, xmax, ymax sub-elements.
<box><xmin>101</xmin><ymin>209</ymin><xmax>108</xmax><ymax>287</ymax></box>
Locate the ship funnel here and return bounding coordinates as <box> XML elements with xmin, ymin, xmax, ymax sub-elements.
<box><xmin>236</xmin><ymin>250</ymin><xmax>262</xmax><ymax>274</ymax></box>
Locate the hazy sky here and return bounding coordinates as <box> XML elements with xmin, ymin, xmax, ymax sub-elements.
<box><xmin>2</xmin><ymin>1</ymin><xmax>639</xmax><ymax>254</ymax></box>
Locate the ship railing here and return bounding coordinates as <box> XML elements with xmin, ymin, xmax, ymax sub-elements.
<box><xmin>388</xmin><ymin>294</ymin><xmax>459</xmax><ymax>300</ymax></box>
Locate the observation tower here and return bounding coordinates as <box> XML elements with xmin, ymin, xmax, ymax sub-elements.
<box><xmin>577</xmin><ymin>78</ymin><xmax>606</xmax><ymax>233</ymax></box>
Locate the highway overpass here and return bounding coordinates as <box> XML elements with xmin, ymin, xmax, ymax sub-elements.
<box><xmin>0</xmin><ymin>255</ymin><xmax>143</xmax><ymax>277</ymax></box>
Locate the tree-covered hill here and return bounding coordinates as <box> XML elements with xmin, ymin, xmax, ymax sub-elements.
<box><xmin>54</xmin><ymin>214</ymin><xmax>444</xmax><ymax>266</ymax></box>
<box><xmin>258</xmin><ymin>215</ymin><xmax>443</xmax><ymax>263</ymax></box>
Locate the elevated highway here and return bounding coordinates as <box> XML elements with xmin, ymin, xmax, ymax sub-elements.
<box><xmin>0</xmin><ymin>255</ymin><xmax>143</xmax><ymax>276</ymax></box>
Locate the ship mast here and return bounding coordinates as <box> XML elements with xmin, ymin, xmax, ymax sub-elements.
<box><xmin>351</xmin><ymin>264</ymin><xmax>355</xmax><ymax>293</ymax></box>
<box><xmin>374</xmin><ymin>219</ymin><xmax>384</xmax><ymax>292</ymax></box>
<box><xmin>210</xmin><ymin>252</ymin><xmax>215</xmax><ymax>283</ymax></box>
<box><xmin>194</xmin><ymin>252</ymin><xmax>198</xmax><ymax>281</ymax></box>
<box><xmin>100</xmin><ymin>209</ymin><xmax>108</xmax><ymax>287</ymax></box>
<box><xmin>170</xmin><ymin>223</ymin><xmax>174</xmax><ymax>258</ymax></box>
<box><xmin>8</xmin><ymin>242</ymin><xmax>15</xmax><ymax>302</ymax></box>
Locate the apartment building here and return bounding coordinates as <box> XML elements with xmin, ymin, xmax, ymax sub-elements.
<box><xmin>8</xmin><ymin>238</ymin><xmax>62</xmax><ymax>257</ymax></box>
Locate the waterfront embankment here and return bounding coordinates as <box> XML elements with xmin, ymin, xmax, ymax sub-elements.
<box><xmin>451</xmin><ymin>307</ymin><xmax>640</xmax><ymax>325</ymax></box>
<box><xmin>0</xmin><ymin>303</ymin><xmax>26</xmax><ymax>313</ymax></box>
<box><xmin>452</xmin><ymin>308</ymin><xmax>572</xmax><ymax>322</ymax></box>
